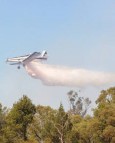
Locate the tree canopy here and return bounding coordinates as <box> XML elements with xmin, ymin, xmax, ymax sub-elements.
<box><xmin>0</xmin><ymin>87</ymin><xmax>115</xmax><ymax>143</ymax></box>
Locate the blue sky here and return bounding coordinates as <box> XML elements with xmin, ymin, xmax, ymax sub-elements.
<box><xmin>0</xmin><ymin>0</ymin><xmax>115</xmax><ymax>111</ymax></box>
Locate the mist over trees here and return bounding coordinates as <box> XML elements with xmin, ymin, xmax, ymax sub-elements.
<box><xmin>0</xmin><ymin>87</ymin><xmax>115</xmax><ymax>143</ymax></box>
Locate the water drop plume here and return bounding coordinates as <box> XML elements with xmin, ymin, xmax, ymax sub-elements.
<box><xmin>24</xmin><ymin>61</ymin><xmax>115</xmax><ymax>87</ymax></box>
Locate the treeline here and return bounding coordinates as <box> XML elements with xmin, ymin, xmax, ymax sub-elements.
<box><xmin>0</xmin><ymin>87</ymin><xmax>115</xmax><ymax>143</ymax></box>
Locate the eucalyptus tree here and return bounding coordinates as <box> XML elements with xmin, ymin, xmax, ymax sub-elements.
<box><xmin>67</xmin><ymin>90</ymin><xmax>91</xmax><ymax>117</ymax></box>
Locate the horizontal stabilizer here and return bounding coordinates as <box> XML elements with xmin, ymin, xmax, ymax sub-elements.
<box><xmin>10</xmin><ymin>62</ymin><xmax>20</xmax><ymax>65</ymax></box>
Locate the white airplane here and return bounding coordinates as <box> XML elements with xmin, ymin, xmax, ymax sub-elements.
<box><xmin>6</xmin><ymin>50</ymin><xmax>47</xmax><ymax>69</ymax></box>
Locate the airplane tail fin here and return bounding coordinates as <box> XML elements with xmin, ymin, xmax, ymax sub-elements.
<box><xmin>41</xmin><ymin>50</ymin><xmax>47</xmax><ymax>57</ymax></box>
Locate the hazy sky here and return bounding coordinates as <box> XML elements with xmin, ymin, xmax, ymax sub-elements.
<box><xmin>0</xmin><ymin>0</ymin><xmax>115</xmax><ymax>111</ymax></box>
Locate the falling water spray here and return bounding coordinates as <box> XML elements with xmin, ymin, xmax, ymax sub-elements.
<box><xmin>24</xmin><ymin>61</ymin><xmax>115</xmax><ymax>87</ymax></box>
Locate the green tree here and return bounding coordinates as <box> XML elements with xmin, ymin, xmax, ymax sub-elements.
<box><xmin>3</xmin><ymin>95</ymin><xmax>36</xmax><ymax>142</ymax></box>
<box><xmin>0</xmin><ymin>103</ymin><xmax>7</xmax><ymax>142</ymax></box>
<box><xmin>28</xmin><ymin>105</ymin><xmax>56</xmax><ymax>143</ymax></box>
<box><xmin>93</xmin><ymin>87</ymin><xmax>115</xmax><ymax>143</ymax></box>
<box><xmin>28</xmin><ymin>104</ymin><xmax>72</xmax><ymax>143</ymax></box>
<box><xmin>68</xmin><ymin>87</ymin><xmax>115</xmax><ymax>143</ymax></box>
<box><xmin>51</xmin><ymin>103</ymin><xmax>72</xmax><ymax>143</ymax></box>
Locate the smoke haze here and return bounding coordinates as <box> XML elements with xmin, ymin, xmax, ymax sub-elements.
<box><xmin>24</xmin><ymin>61</ymin><xmax>115</xmax><ymax>87</ymax></box>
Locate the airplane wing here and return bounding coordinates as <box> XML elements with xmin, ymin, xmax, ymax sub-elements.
<box><xmin>6</xmin><ymin>54</ymin><xmax>30</xmax><ymax>63</ymax></box>
<box><xmin>10</xmin><ymin>62</ymin><xmax>21</xmax><ymax>65</ymax></box>
<box><xmin>23</xmin><ymin>52</ymin><xmax>41</xmax><ymax>65</ymax></box>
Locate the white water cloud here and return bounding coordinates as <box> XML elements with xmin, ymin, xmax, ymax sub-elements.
<box><xmin>24</xmin><ymin>61</ymin><xmax>115</xmax><ymax>87</ymax></box>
